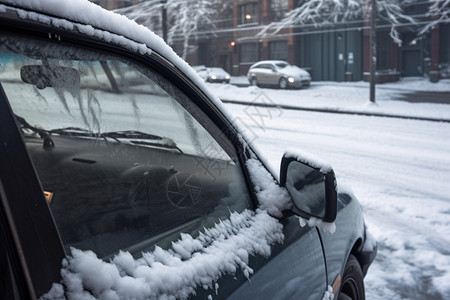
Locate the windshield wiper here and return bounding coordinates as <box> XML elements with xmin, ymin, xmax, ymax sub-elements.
<box><xmin>15</xmin><ymin>114</ymin><xmax>49</xmax><ymax>138</ymax></box>
<box><xmin>49</xmin><ymin>127</ymin><xmax>95</xmax><ymax>137</ymax></box>
<box><xmin>17</xmin><ymin>118</ymin><xmax>182</xmax><ymax>153</ymax></box>
<box><xmin>100</xmin><ymin>130</ymin><xmax>182</xmax><ymax>153</ymax></box>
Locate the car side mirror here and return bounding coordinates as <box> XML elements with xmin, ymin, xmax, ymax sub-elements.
<box><xmin>280</xmin><ymin>152</ymin><xmax>337</xmax><ymax>223</ymax></box>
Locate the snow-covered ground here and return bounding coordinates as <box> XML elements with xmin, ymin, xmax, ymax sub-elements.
<box><xmin>224</xmin><ymin>77</ymin><xmax>450</xmax><ymax>121</ymax></box>
<box><xmin>230</xmin><ymin>76</ymin><xmax>450</xmax><ymax>92</ymax></box>
<box><xmin>206</xmin><ymin>80</ymin><xmax>450</xmax><ymax>299</ymax></box>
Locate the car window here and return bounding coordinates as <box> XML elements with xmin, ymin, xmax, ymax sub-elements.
<box><xmin>0</xmin><ymin>33</ymin><xmax>253</xmax><ymax>259</ymax></box>
<box><xmin>255</xmin><ymin>64</ymin><xmax>268</xmax><ymax>70</ymax></box>
<box><xmin>275</xmin><ymin>62</ymin><xmax>288</xmax><ymax>69</ymax></box>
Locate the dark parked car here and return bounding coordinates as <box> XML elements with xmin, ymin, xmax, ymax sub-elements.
<box><xmin>247</xmin><ymin>60</ymin><xmax>311</xmax><ymax>89</ymax></box>
<box><xmin>0</xmin><ymin>1</ymin><xmax>375</xmax><ymax>299</ymax></box>
<box><xmin>205</xmin><ymin>67</ymin><xmax>231</xmax><ymax>83</ymax></box>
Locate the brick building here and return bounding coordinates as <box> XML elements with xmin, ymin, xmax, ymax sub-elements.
<box><xmin>93</xmin><ymin>0</ymin><xmax>449</xmax><ymax>82</ymax></box>
<box><xmin>228</xmin><ymin>0</ymin><xmax>449</xmax><ymax>82</ymax></box>
<box><xmin>90</xmin><ymin>0</ymin><xmax>138</xmax><ymax>10</ymax></box>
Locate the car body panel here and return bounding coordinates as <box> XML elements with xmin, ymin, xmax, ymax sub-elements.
<box><xmin>321</xmin><ymin>193</ymin><xmax>366</xmax><ymax>288</ymax></box>
<box><xmin>226</xmin><ymin>221</ymin><xmax>326</xmax><ymax>300</ymax></box>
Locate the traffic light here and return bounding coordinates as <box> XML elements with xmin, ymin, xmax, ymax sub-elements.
<box><xmin>230</xmin><ymin>41</ymin><xmax>236</xmax><ymax>53</ymax></box>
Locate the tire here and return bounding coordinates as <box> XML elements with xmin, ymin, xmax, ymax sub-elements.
<box><xmin>250</xmin><ymin>77</ymin><xmax>258</xmax><ymax>86</ymax></box>
<box><xmin>338</xmin><ymin>255</ymin><xmax>365</xmax><ymax>300</ymax></box>
<box><xmin>279</xmin><ymin>77</ymin><xmax>288</xmax><ymax>89</ymax></box>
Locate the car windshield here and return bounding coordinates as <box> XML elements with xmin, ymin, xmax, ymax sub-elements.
<box><xmin>208</xmin><ymin>67</ymin><xmax>225</xmax><ymax>73</ymax></box>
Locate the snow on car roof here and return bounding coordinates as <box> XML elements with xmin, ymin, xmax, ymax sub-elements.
<box><xmin>252</xmin><ymin>60</ymin><xmax>290</xmax><ymax>65</ymax></box>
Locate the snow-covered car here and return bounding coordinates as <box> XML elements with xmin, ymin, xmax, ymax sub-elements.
<box><xmin>205</xmin><ymin>67</ymin><xmax>231</xmax><ymax>83</ymax></box>
<box><xmin>247</xmin><ymin>60</ymin><xmax>311</xmax><ymax>89</ymax></box>
<box><xmin>0</xmin><ymin>1</ymin><xmax>375</xmax><ymax>299</ymax></box>
<box><xmin>192</xmin><ymin>65</ymin><xmax>209</xmax><ymax>81</ymax></box>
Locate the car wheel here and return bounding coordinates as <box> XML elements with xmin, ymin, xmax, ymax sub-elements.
<box><xmin>338</xmin><ymin>255</ymin><xmax>365</xmax><ymax>300</ymax></box>
<box><xmin>279</xmin><ymin>77</ymin><xmax>288</xmax><ymax>89</ymax></box>
<box><xmin>250</xmin><ymin>77</ymin><xmax>258</xmax><ymax>86</ymax></box>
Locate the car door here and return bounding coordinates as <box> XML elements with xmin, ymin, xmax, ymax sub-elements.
<box><xmin>0</xmin><ymin>14</ymin><xmax>327</xmax><ymax>299</ymax></box>
<box><xmin>209</xmin><ymin>218</ymin><xmax>327</xmax><ymax>300</ymax></box>
<box><xmin>257</xmin><ymin>64</ymin><xmax>275</xmax><ymax>85</ymax></box>
<box><xmin>265</xmin><ymin>63</ymin><xmax>279</xmax><ymax>86</ymax></box>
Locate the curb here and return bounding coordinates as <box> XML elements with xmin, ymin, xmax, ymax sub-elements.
<box><xmin>221</xmin><ymin>99</ymin><xmax>450</xmax><ymax>123</ymax></box>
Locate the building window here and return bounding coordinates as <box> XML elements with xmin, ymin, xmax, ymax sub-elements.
<box><xmin>269</xmin><ymin>41</ymin><xmax>288</xmax><ymax>61</ymax></box>
<box><xmin>240</xmin><ymin>3</ymin><xmax>257</xmax><ymax>24</ymax></box>
<box><xmin>270</xmin><ymin>0</ymin><xmax>289</xmax><ymax>21</ymax></box>
<box><xmin>240</xmin><ymin>43</ymin><xmax>258</xmax><ymax>63</ymax></box>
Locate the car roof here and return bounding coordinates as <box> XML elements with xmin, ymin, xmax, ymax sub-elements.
<box><xmin>252</xmin><ymin>60</ymin><xmax>289</xmax><ymax>66</ymax></box>
<box><xmin>207</xmin><ymin>67</ymin><xmax>228</xmax><ymax>72</ymax></box>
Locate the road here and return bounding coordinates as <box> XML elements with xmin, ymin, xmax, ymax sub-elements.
<box><xmin>223</xmin><ymin>102</ymin><xmax>450</xmax><ymax>300</ymax></box>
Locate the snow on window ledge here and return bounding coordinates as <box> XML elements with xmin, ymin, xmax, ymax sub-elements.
<box><xmin>40</xmin><ymin>154</ymin><xmax>299</xmax><ymax>299</ymax></box>
<box><xmin>246</xmin><ymin>158</ymin><xmax>292</xmax><ymax>218</ymax></box>
<box><xmin>41</xmin><ymin>209</ymin><xmax>285</xmax><ymax>299</ymax></box>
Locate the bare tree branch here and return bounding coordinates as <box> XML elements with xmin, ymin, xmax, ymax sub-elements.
<box><xmin>419</xmin><ymin>0</ymin><xmax>450</xmax><ymax>35</ymax></box>
<box><xmin>115</xmin><ymin>0</ymin><xmax>224</xmax><ymax>60</ymax></box>
<box><xmin>259</xmin><ymin>0</ymin><xmax>417</xmax><ymax>45</ymax></box>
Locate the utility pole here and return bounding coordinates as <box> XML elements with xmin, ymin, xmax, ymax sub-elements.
<box><xmin>369</xmin><ymin>0</ymin><xmax>377</xmax><ymax>103</ymax></box>
<box><xmin>161</xmin><ymin>0</ymin><xmax>168</xmax><ymax>42</ymax></box>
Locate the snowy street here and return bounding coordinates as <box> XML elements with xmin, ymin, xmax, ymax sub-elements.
<box><xmin>210</xmin><ymin>81</ymin><xmax>450</xmax><ymax>300</ymax></box>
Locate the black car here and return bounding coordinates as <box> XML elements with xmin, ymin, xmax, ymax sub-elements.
<box><xmin>0</xmin><ymin>1</ymin><xmax>376</xmax><ymax>299</ymax></box>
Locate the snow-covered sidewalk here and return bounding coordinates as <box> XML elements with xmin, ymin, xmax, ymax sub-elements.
<box><xmin>217</xmin><ymin>77</ymin><xmax>450</xmax><ymax>121</ymax></box>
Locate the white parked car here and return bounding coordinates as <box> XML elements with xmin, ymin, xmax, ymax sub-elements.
<box><xmin>247</xmin><ymin>60</ymin><xmax>311</xmax><ymax>89</ymax></box>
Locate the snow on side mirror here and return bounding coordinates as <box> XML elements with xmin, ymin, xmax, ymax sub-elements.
<box><xmin>280</xmin><ymin>151</ymin><xmax>337</xmax><ymax>223</ymax></box>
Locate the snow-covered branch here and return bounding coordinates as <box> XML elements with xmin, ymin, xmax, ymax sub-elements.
<box><xmin>116</xmin><ymin>0</ymin><xmax>224</xmax><ymax>60</ymax></box>
<box><xmin>377</xmin><ymin>0</ymin><xmax>416</xmax><ymax>45</ymax></box>
<box><xmin>419</xmin><ymin>0</ymin><xmax>450</xmax><ymax>35</ymax></box>
<box><xmin>259</xmin><ymin>0</ymin><xmax>417</xmax><ymax>45</ymax></box>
